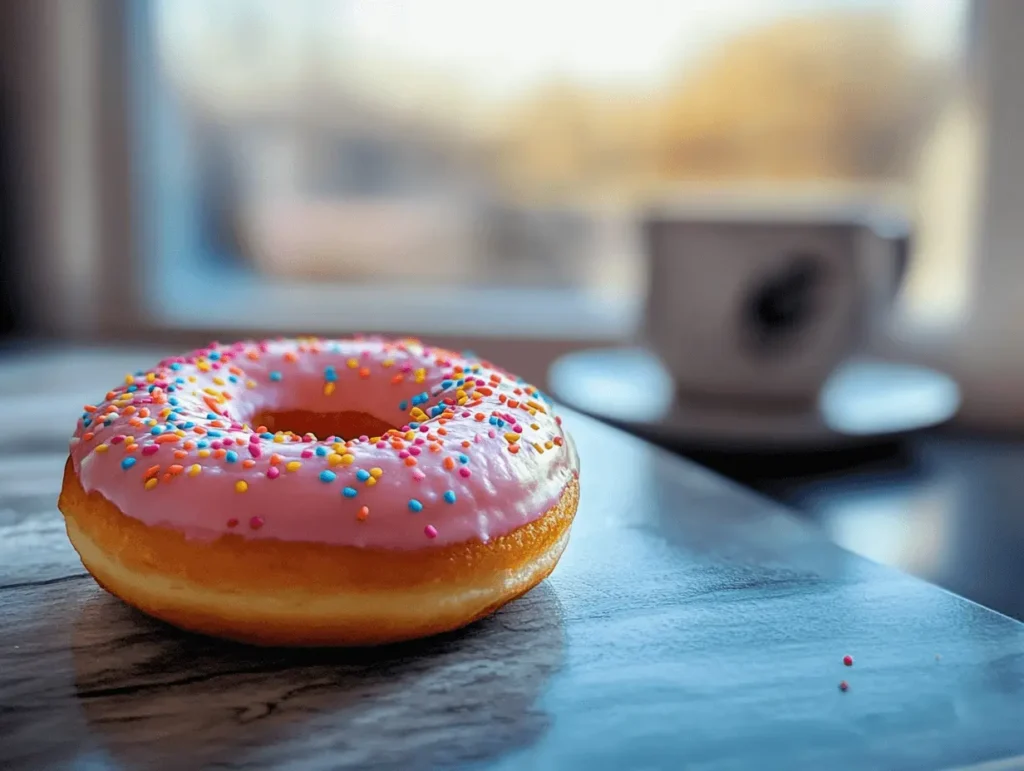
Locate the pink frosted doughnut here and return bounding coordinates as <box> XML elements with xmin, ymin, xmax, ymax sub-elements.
<box><xmin>59</xmin><ymin>337</ymin><xmax>579</xmax><ymax>645</ymax></box>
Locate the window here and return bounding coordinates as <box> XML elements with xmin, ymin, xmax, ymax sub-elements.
<box><xmin>127</xmin><ymin>1</ymin><xmax>968</xmax><ymax>345</ymax></box>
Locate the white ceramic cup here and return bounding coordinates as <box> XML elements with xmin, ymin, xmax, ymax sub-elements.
<box><xmin>642</xmin><ymin>194</ymin><xmax>908</xmax><ymax>405</ymax></box>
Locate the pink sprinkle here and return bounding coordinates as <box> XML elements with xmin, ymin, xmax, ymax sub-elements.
<box><xmin>459</xmin><ymin>467</ymin><xmax>471</xmax><ymax>478</ymax></box>
<box><xmin>488</xmin><ymin>429</ymin><xmax>496</xmax><ymax>439</ymax></box>
<box><xmin>301</xmin><ymin>449</ymin><xmax>313</xmax><ymax>458</ymax></box>
<box><xmin>359</xmin><ymin>435</ymin><xmax>369</xmax><ymax>442</ymax></box>
<box><xmin>361</xmin><ymin>350</ymin><xmax>371</xmax><ymax>358</ymax></box>
<box><xmin>399</xmin><ymin>450</ymin><xmax>409</xmax><ymax>459</ymax></box>
<box><xmin>400</xmin><ymin>425</ymin><xmax>411</xmax><ymax>432</ymax></box>
<box><xmin>222</xmin><ymin>438</ymin><xmax>234</xmax><ymax>446</ymax></box>
<box><xmin>303</xmin><ymin>433</ymin><xmax>316</xmax><ymax>442</ymax></box>
<box><xmin>473</xmin><ymin>434</ymin><xmax>482</xmax><ymax>443</ymax></box>
<box><xmin>461</xmin><ymin>411</ymin><xmax>471</xmax><ymax>417</ymax></box>
<box><xmin>142</xmin><ymin>444</ymin><xmax>160</xmax><ymax>456</ymax></box>
<box><xmin>110</xmin><ymin>435</ymin><xmax>125</xmax><ymax>445</ymax></box>
<box><xmin>401</xmin><ymin>363</ymin><xmax>412</xmax><ymax>373</ymax></box>
<box><xmin>230</xmin><ymin>422</ymin><xmax>243</xmax><ymax>430</ymax></box>
<box><xmin>249</xmin><ymin>445</ymin><xmax>262</xmax><ymax>458</ymax></box>
<box><xmin>412</xmin><ymin>468</ymin><xmax>426</xmax><ymax>481</ymax></box>
<box><xmin>249</xmin><ymin>434</ymin><xmax>260</xmax><ymax>444</ymax></box>
<box><xmin>376</xmin><ymin>441</ymin><xmax>387</xmax><ymax>449</ymax></box>
<box><xmin>424</xmin><ymin>525</ymin><xmax>438</xmax><ymax>539</ymax></box>
<box><xmin>259</xmin><ymin>342</ymin><xmax>269</xmax><ymax>352</ymax></box>
<box><xmin>210</xmin><ymin>440</ymin><xmax>222</xmax><ymax>450</ymax></box>
<box><xmin>513</xmin><ymin>425</ymin><xmax>523</xmax><ymax>433</ymax></box>
<box><xmin>409</xmin><ymin>446</ymin><xmax>421</xmax><ymax>456</ymax></box>
<box><xmin>419</xmin><ymin>425</ymin><xmax>430</xmax><ymax>433</ymax></box>
<box><xmin>249</xmin><ymin>516</ymin><xmax>264</xmax><ymax>530</ymax></box>
<box><xmin>212</xmin><ymin>362</ymin><xmax>222</xmax><ymax>370</ymax></box>
<box><xmin>413</xmin><ymin>437</ymin><xmax>425</xmax><ymax>445</ymax></box>
<box><xmin>267</xmin><ymin>466</ymin><xmax>280</xmax><ymax>479</ymax></box>
<box><xmin>227</xmin><ymin>517</ymin><xmax>239</xmax><ymax>528</ymax></box>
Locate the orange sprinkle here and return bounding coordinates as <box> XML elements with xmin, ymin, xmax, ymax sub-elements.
<box><xmin>83</xmin><ymin>405</ymin><xmax>97</xmax><ymax>413</ymax></box>
<box><xmin>443</xmin><ymin>457</ymin><xmax>456</xmax><ymax>470</ymax></box>
<box><xmin>143</xmin><ymin>464</ymin><xmax>161</xmax><ymax>480</ymax></box>
<box><xmin>474</xmin><ymin>413</ymin><xmax>485</xmax><ymax>421</ymax></box>
<box><xmin>183</xmin><ymin>440</ymin><xmax>195</xmax><ymax>450</ymax></box>
<box><xmin>167</xmin><ymin>464</ymin><xmax>184</xmax><ymax>476</ymax></box>
<box><xmin>138</xmin><ymin>408</ymin><xmax>150</xmax><ymax>418</ymax></box>
<box><xmin>82</xmin><ymin>432</ymin><xmax>95</xmax><ymax>442</ymax></box>
<box><xmin>242</xmin><ymin>459</ymin><xmax>256</xmax><ymax>469</ymax></box>
<box><xmin>283</xmin><ymin>351</ymin><xmax>298</xmax><ymax>362</ymax></box>
<box><xmin>154</xmin><ymin>434</ymin><xmax>180</xmax><ymax>444</ymax></box>
<box><xmin>462</xmin><ymin>440</ymin><xmax>471</xmax><ymax>448</ymax></box>
<box><xmin>213</xmin><ymin>449</ymin><xmax>227</xmax><ymax>459</ymax></box>
<box><xmin>357</xmin><ymin>506</ymin><xmax>370</xmax><ymax>521</ymax></box>
<box><xmin>404</xmin><ymin>457</ymin><xmax>417</xmax><ymax>467</ymax></box>
<box><xmin>508</xmin><ymin>445</ymin><xmax>520</xmax><ymax>454</ymax></box>
<box><xmin>173</xmin><ymin>450</ymin><xmax>188</xmax><ymax>459</ymax></box>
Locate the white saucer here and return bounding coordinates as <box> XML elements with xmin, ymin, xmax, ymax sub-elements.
<box><xmin>548</xmin><ymin>348</ymin><xmax>962</xmax><ymax>450</ymax></box>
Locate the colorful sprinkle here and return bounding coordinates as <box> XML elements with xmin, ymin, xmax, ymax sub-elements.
<box><xmin>444</xmin><ymin>490</ymin><xmax>457</xmax><ymax>504</ymax></box>
<box><xmin>121</xmin><ymin>457</ymin><xmax>137</xmax><ymax>470</ymax></box>
<box><xmin>408</xmin><ymin>499</ymin><xmax>423</xmax><ymax>513</ymax></box>
<box><xmin>319</xmin><ymin>470</ymin><xmax>337</xmax><ymax>483</ymax></box>
<box><xmin>342</xmin><ymin>486</ymin><xmax>358</xmax><ymax>498</ymax></box>
<box><xmin>235</xmin><ymin>480</ymin><xmax>248</xmax><ymax>493</ymax></box>
<box><xmin>424</xmin><ymin>524</ymin><xmax>438</xmax><ymax>539</ymax></box>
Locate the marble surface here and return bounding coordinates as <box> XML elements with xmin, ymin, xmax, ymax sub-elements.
<box><xmin>1</xmin><ymin>348</ymin><xmax>1024</xmax><ymax>770</ymax></box>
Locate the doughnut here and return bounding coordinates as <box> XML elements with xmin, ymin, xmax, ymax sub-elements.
<box><xmin>58</xmin><ymin>337</ymin><xmax>580</xmax><ymax>646</ymax></box>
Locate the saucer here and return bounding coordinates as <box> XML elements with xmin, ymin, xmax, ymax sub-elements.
<box><xmin>548</xmin><ymin>347</ymin><xmax>961</xmax><ymax>450</ymax></box>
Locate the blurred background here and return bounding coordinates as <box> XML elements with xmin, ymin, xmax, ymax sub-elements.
<box><xmin>4</xmin><ymin>1</ymin><xmax>1024</xmax><ymax>620</ymax></box>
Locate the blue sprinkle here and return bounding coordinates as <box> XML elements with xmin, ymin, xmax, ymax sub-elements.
<box><xmin>228</xmin><ymin>375</ymin><xmax>238</xmax><ymax>383</ymax></box>
<box><xmin>207</xmin><ymin>430</ymin><xmax>222</xmax><ymax>438</ymax></box>
<box><xmin>184</xmin><ymin>421</ymin><xmax>195</xmax><ymax>429</ymax></box>
<box><xmin>166</xmin><ymin>386</ymin><xmax>176</xmax><ymax>393</ymax></box>
<box><xmin>443</xmin><ymin>490</ymin><xmax>457</xmax><ymax>504</ymax></box>
<box><xmin>409</xmin><ymin>422</ymin><xmax>420</xmax><ymax>429</ymax></box>
<box><xmin>169</xmin><ymin>397</ymin><xmax>180</xmax><ymax>406</ymax></box>
<box><xmin>411</xmin><ymin>395</ymin><xmax>421</xmax><ymax>406</ymax></box>
<box><xmin>408</xmin><ymin>499</ymin><xmax>423</xmax><ymax>513</ymax></box>
<box><xmin>150</xmin><ymin>426</ymin><xmax>164</xmax><ymax>436</ymax></box>
<box><xmin>489</xmin><ymin>416</ymin><xmax>498</xmax><ymax>425</ymax></box>
<box><xmin>319</xmin><ymin>470</ymin><xmax>337</xmax><ymax>483</ymax></box>
<box><xmin>441</xmin><ymin>379</ymin><xmax>453</xmax><ymax>389</ymax></box>
<box><xmin>225</xmin><ymin>450</ymin><xmax>238</xmax><ymax>463</ymax></box>
<box><xmin>456</xmin><ymin>379</ymin><xmax>465</xmax><ymax>387</ymax></box>
<box><xmin>147</xmin><ymin>385</ymin><xmax>157</xmax><ymax>393</ymax></box>
<box><xmin>315</xmin><ymin>446</ymin><xmax>328</xmax><ymax>457</ymax></box>
<box><xmin>324</xmin><ymin>366</ymin><xmax>337</xmax><ymax>382</ymax></box>
<box><xmin>206</xmin><ymin>412</ymin><xmax>218</xmax><ymax>420</ymax></box>
<box><xmin>269</xmin><ymin>371</ymin><xmax>283</xmax><ymax>382</ymax></box>
<box><xmin>260</xmin><ymin>432</ymin><xmax>274</xmax><ymax>440</ymax></box>
<box><xmin>121</xmin><ymin>457</ymin><xmax>137</xmax><ymax>470</ymax></box>
<box><xmin>399</xmin><ymin>401</ymin><xmax>408</xmax><ymax>411</ymax></box>
<box><xmin>127</xmin><ymin>385</ymin><xmax>137</xmax><ymax>392</ymax></box>
<box><xmin>343</xmin><ymin>487</ymin><xmax>358</xmax><ymax>498</ymax></box>
<box><xmin>208</xmin><ymin>351</ymin><xmax>220</xmax><ymax>360</ymax></box>
<box><xmin>197</xmin><ymin>440</ymin><xmax>209</xmax><ymax>449</ymax></box>
<box><xmin>356</xmin><ymin>469</ymin><xmax>370</xmax><ymax>482</ymax></box>
<box><xmin>175</xmin><ymin>377</ymin><xmax>186</xmax><ymax>385</ymax></box>
<box><xmin>170</xmin><ymin>363</ymin><xmax>182</xmax><ymax>370</ymax></box>
<box><xmin>458</xmin><ymin>454</ymin><xmax>469</xmax><ymax>464</ymax></box>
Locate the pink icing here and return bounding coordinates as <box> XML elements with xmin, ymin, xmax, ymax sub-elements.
<box><xmin>68</xmin><ymin>337</ymin><xmax>579</xmax><ymax>550</ymax></box>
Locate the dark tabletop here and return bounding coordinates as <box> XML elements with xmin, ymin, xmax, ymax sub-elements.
<box><xmin>2</xmin><ymin>348</ymin><xmax>1024</xmax><ymax>771</ymax></box>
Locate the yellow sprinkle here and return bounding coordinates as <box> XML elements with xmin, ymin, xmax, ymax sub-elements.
<box><xmin>286</xmin><ymin>461</ymin><xmax>301</xmax><ymax>472</ymax></box>
<box><xmin>188</xmin><ymin>375</ymin><xmax>197</xmax><ymax>382</ymax></box>
<box><xmin>365</xmin><ymin>477</ymin><xmax>377</xmax><ymax>487</ymax></box>
<box><xmin>347</xmin><ymin>358</ymin><xmax>359</xmax><ymax>369</ymax></box>
<box><xmin>273</xmin><ymin>435</ymin><xmax>285</xmax><ymax>443</ymax></box>
<box><xmin>124</xmin><ymin>374</ymin><xmax>134</xmax><ymax>385</ymax></box>
<box><xmin>340</xmin><ymin>454</ymin><xmax>355</xmax><ymax>466</ymax></box>
<box><xmin>531</xmin><ymin>423</ymin><xmax>541</xmax><ymax>431</ymax></box>
<box><xmin>146</xmin><ymin>373</ymin><xmax>156</xmax><ymax>383</ymax></box>
<box><xmin>246</xmin><ymin>379</ymin><xmax>257</xmax><ymax>389</ymax></box>
<box><xmin>505</xmin><ymin>432</ymin><xmax>520</xmax><ymax>443</ymax></box>
<box><xmin>382</xmin><ymin>359</ymin><xmax>394</xmax><ymax>368</ymax></box>
<box><xmin>369</xmin><ymin>467</ymin><xmax>383</xmax><ymax>478</ymax></box>
<box><xmin>95</xmin><ymin>444</ymin><xmax>109</xmax><ymax>453</ymax></box>
<box><xmin>212</xmin><ymin>376</ymin><xmax>225</xmax><ymax>386</ymax></box>
<box><xmin>144</xmin><ymin>478</ymin><xmax>158</xmax><ymax>490</ymax></box>
<box><xmin>545</xmin><ymin>441</ymin><xmax>553</xmax><ymax>450</ymax></box>
<box><xmin>197</xmin><ymin>360</ymin><xmax>210</xmax><ymax>372</ymax></box>
<box><xmin>328</xmin><ymin>453</ymin><xmax>344</xmax><ymax>466</ymax></box>
<box><xmin>527</xmin><ymin>400</ymin><xmax>547</xmax><ymax>414</ymax></box>
<box><xmin>187</xmin><ymin>464</ymin><xmax>202</xmax><ymax>477</ymax></box>
<box><xmin>324</xmin><ymin>382</ymin><xmax>336</xmax><ymax>396</ymax></box>
<box><xmin>175</xmin><ymin>429</ymin><xmax>186</xmax><ymax>437</ymax></box>
<box><xmin>405</xmin><ymin>430</ymin><xmax>416</xmax><ymax>440</ymax></box>
<box><xmin>203</xmin><ymin>387</ymin><xmax>219</xmax><ymax>396</ymax></box>
<box><xmin>235</xmin><ymin>480</ymin><xmax>248</xmax><ymax>493</ymax></box>
<box><xmin>198</xmin><ymin>449</ymin><xmax>211</xmax><ymax>458</ymax></box>
<box><xmin>533</xmin><ymin>442</ymin><xmax>544</xmax><ymax>453</ymax></box>
<box><xmin>332</xmin><ymin>442</ymin><xmax>344</xmax><ymax>452</ymax></box>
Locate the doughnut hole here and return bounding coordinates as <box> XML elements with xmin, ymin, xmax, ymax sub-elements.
<box><xmin>250</xmin><ymin>410</ymin><xmax>397</xmax><ymax>441</ymax></box>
